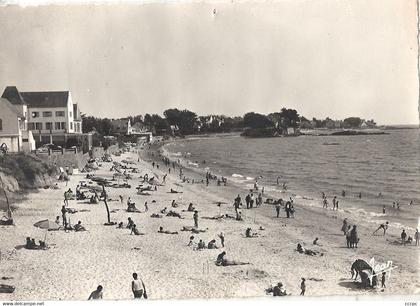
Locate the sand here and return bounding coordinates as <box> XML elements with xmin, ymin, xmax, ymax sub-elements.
<box><xmin>0</xmin><ymin>145</ymin><xmax>418</xmax><ymax>300</ymax></box>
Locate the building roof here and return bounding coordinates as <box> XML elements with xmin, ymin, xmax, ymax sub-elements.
<box><xmin>20</xmin><ymin>91</ymin><xmax>69</xmax><ymax>108</ymax></box>
<box><xmin>0</xmin><ymin>98</ymin><xmax>25</xmax><ymax>117</ymax></box>
<box><xmin>1</xmin><ymin>86</ymin><xmax>26</xmax><ymax>105</ymax></box>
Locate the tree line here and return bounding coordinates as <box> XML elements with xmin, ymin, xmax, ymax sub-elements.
<box><xmin>82</xmin><ymin>108</ymin><xmax>376</xmax><ymax>138</ymax></box>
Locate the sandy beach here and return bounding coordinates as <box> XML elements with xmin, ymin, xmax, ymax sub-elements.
<box><xmin>0</xmin><ymin>145</ymin><xmax>418</xmax><ymax>300</ymax></box>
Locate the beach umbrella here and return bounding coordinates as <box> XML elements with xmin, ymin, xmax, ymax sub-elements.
<box><xmin>34</xmin><ymin>219</ymin><xmax>60</xmax><ymax>244</ymax></box>
<box><xmin>33</xmin><ymin>219</ymin><xmax>60</xmax><ymax>231</ymax></box>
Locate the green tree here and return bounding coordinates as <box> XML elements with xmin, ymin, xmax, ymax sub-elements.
<box><xmin>243</xmin><ymin>112</ymin><xmax>274</xmax><ymax>129</ymax></box>
<box><xmin>343</xmin><ymin>117</ymin><xmax>362</xmax><ymax>128</ymax></box>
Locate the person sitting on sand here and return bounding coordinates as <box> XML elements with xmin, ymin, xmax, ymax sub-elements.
<box><xmin>170</xmin><ymin>189</ymin><xmax>183</xmax><ymax>194</ymax></box>
<box><xmin>188</xmin><ymin>235</ymin><xmax>195</xmax><ymax>246</ymax></box>
<box><xmin>117</xmin><ymin>222</ymin><xmax>124</xmax><ymax>229</ymax></box>
<box><xmin>373</xmin><ymin>222</ymin><xmax>389</xmax><ymax>236</ymax></box>
<box><xmin>313</xmin><ymin>238</ymin><xmax>319</xmax><ymax>245</ymax></box>
<box><xmin>171</xmin><ymin>200</ymin><xmax>178</xmax><ymax>208</ymax></box>
<box><xmin>296</xmin><ymin>243</ymin><xmax>322</xmax><ymax>256</ymax></box>
<box><xmin>127</xmin><ymin>217</ymin><xmax>135</xmax><ymax>229</ymax></box>
<box><xmin>39</xmin><ymin>240</ymin><xmax>47</xmax><ymax>249</ymax></box>
<box><xmin>74</xmin><ymin>221</ymin><xmax>86</xmax><ymax>232</ymax></box>
<box><xmin>90</xmin><ymin>194</ymin><xmax>99</xmax><ymax>204</ymax></box>
<box><xmin>236</xmin><ymin>211</ymin><xmax>243</xmax><ymax>221</ymax></box>
<box><xmin>130</xmin><ymin>224</ymin><xmax>143</xmax><ymax>236</ymax></box>
<box><xmin>207</xmin><ymin>239</ymin><xmax>218</xmax><ymax>249</ymax></box>
<box><xmin>88</xmin><ymin>285</ymin><xmax>103</xmax><ymax>300</ymax></box>
<box><xmin>273</xmin><ymin>282</ymin><xmax>287</xmax><ymax>296</ymax></box>
<box><xmin>245</xmin><ymin>227</ymin><xmax>259</xmax><ymax>238</ymax></box>
<box><xmin>160</xmin><ymin>207</ymin><xmax>167</xmax><ymax>214</ymax></box>
<box><xmin>187</xmin><ymin>203</ymin><xmax>195</xmax><ymax>212</ymax></box>
<box><xmin>215</xmin><ymin>251</ymin><xmax>250</xmax><ymax>266</ymax></box>
<box><xmin>25</xmin><ymin>237</ymin><xmax>33</xmax><ymax>249</ymax></box>
<box><xmin>196</xmin><ymin>239</ymin><xmax>206</xmax><ymax>250</ymax></box>
<box><xmin>55</xmin><ymin>216</ymin><xmax>60</xmax><ymax>225</ymax></box>
<box><xmin>158</xmin><ymin>226</ymin><xmax>178</xmax><ymax>235</ymax></box>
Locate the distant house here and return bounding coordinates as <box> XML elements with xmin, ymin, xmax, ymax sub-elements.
<box><xmin>1</xmin><ymin>86</ymin><xmax>91</xmax><ymax>150</ymax></box>
<box><xmin>111</xmin><ymin>118</ymin><xmax>130</xmax><ymax>135</ymax></box>
<box><xmin>0</xmin><ymin>92</ymin><xmax>35</xmax><ymax>152</ymax></box>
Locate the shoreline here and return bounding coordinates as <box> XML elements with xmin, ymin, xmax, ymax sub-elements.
<box><xmin>159</xmin><ymin>137</ymin><xmax>418</xmax><ymax>231</ymax></box>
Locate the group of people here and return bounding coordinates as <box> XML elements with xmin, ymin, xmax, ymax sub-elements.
<box><xmin>25</xmin><ymin>237</ymin><xmax>47</xmax><ymax>250</ymax></box>
<box><xmin>341</xmin><ymin>219</ymin><xmax>359</xmax><ymax>248</ymax></box>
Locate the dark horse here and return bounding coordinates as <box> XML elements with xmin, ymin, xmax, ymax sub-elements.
<box><xmin>351</xmin><ymin>259</ymin><xmax>378</xmax><ymax>288</ymax></box>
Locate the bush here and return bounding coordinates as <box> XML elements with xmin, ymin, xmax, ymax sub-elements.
<box><xmin>0</xmin><ymin>153</ymin><xmax>57</xmax><ymax>189</ymax></box>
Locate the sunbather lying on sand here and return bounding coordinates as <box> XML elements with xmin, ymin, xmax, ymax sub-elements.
<box><xmin>170</xmin><ymin>189</ymin><xmax>183</xmax><ymax>194</ymax></box>
<box><xmin>150</xmin><ymin>213</ymin><xmax>163</xmax><ymax>218</ymax></box>
<box><xmin>296</xmin><ymin>243</ymin><xmax>323</xmax><ymax>256</ymax></box>
<box><xmin>181</xmin><ymin>226</ymin><xmax>208</xmax><ymax>233</ymax></box>
<box><xmin>166</xmin><ymin>211</ymin><xmax>184</xmax><ymax>219</ymax></box>
<box><xmin>215</xmin><ymin>251</ymin><xmax>250</xmax><ymax>266</ymax></box>
<box><xmin>158</xmin><ymin>226</ymin><xmax>178</xmax><ymax>235</ymax></box>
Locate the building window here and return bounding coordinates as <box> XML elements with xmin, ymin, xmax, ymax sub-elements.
<box><xmin>28</xmin><ymin>123</ymin><xmax>35</xmax><ymax>130</ymax></box>
<box><xmin>69</xmin><ymin>111</ymin><xmax>73</xmax><ymax>118</ymax></box>
<box><xmin>70</xmin><ymin>122</ymin><xmax>73</xmax><ymax>130</ymax></box>
<box><xmin>46</xmin><ymin>122</ymin><xmax>53</xmax><ymax>130</ymax></box>
<box><xmin>32</xmin><ymin>112</ymin><xmax>40</xmax><ymax>118</ymax></box>
<box><xmin>0</xmin><ymin>118</ymin><xmax>2</xmax><ymax>131</ymax></box>
<box><xmin>43</xmin><ymin>111</ymin><xmax>52</xmax><ymax>117</ymax></box>
<box><xmin>35</xmin><ymin>122</ymin><xmax>43</xmax><ymax>130</ymax></box>
<box><xmin>55</xmin><ymin>111</ymin><xmax>65</xmax><ymax>117</ymax></box>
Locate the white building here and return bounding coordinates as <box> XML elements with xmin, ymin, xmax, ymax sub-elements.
<box><xmin>0</xmin><ymin>88</ymin><xmax>36</xmax><ymax>152</ymax></box>
<box><xmin>1</xmin><ymin>86</ymin><xmax>89</xmax><ymax>149</ymax></box>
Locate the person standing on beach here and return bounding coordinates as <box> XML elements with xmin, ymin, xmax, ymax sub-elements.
<box><xmin>193</xmin><ymin>211</ymin><xmax>199</xmax><ymax>228</ymax></box>
<box><xmin>300</xmin><ymin>278</ymin><xmax>306</xmax><ymax>296</ymax></box>
<box><xmin>350</xmin><ymin>225</ymin><xmax>358</xmax><ymax>248</ymax></box>
<box><xmin>341</xmin><ymin>219</ymin><xmax>348</xmax><ymax>235</ymax></box>
<box><xmin>245</xmin><ymin>194</ymin><xmax>250</xmax><ymax>209</ymax></box>
<box><xmin>381</xmin><ymin>272</ymin><xmax>386</xmax><ymax>288</ymax></box>
<box><xmin>275</xmin><ymin>201</ymin><xmax>281</xmax><ymax>218</ymax></box>
<box><xmin>332</xmin><ymin>196</ymin><xmax>337</xmax><ymax>210</ymax></box>
<box><xmin>131</xmin><ymin>273</ymin><xmax>147</xmax><ymax>299</ymax></box>
<box><xmin>382</xmin><ymin>205</ymin><xmax>386</xmax><ymax>214</ymax></box>
<box><xmin>401</xmin><ymin>229</ymin><xmax>407</xmax><ymax>246</ymax></box>
<box><xmin>358</xmin><ymin>192</ymin><xmax>362</xmax><ymax>199</ymax></box>
<box><xmin>88</xmin><ymin>285</ymin><xmax>103</xmax><ymax>300</ymax></box>
<box><xmin>144</xmin><ymin>202</ymin><xmax>148</xmax><ymax>212</ymax></box>
<box><xmin>415</xmin><ymin>229</ymin><xmax>419</xmax><ymax>246</ymax></box>
<box><xmin>342</xmin><ymin>190</ymin><xmax>346</xmax><ymax>197</ymax></box>
<box><xmin>345</xmin><ymin>225</ymin><xmax>352</xmax><ymax>248</ymax></box>
<box><xmin>61</xmin><ymin>205</ymin><xmax>67</xmax><ymax>227</ymax></box>
<box><xmin>322</xmin><ymin>198</ymin><xmax>328</xmax><ymax>209</ymax></box>
<box><xmin>218</xmin><ymin>232</ymin><xmax>225</xmax><ymax>247</ymax></box>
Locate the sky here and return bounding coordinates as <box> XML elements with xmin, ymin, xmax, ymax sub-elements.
<box><xmin>0</xmin><ymin>0</ymin><xmax>418</xmax><ymax>125</ymax></box>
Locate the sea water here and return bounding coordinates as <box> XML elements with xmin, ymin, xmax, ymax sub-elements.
<box><xmin>163</xmin><ymin>129</ymin><xmax>420</xmax><ymax>228</ymax></box>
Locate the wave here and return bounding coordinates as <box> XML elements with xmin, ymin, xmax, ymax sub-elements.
<box><xmin>232</xmin><ymin>173</ymin><xmax>244</xmax><ymax>178</ymax></box>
